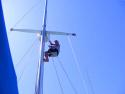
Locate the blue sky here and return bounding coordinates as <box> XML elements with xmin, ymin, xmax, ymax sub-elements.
<box><xmin>2</xmin><ymin>0</ymin><xmax>125</xmax><ymax>94</ymax></box>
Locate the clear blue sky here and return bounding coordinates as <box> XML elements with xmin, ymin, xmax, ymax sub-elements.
<box><xmin>2</xmin><ymin>0</ymin><xmax>125</xmax><ymax>94</ymax></box>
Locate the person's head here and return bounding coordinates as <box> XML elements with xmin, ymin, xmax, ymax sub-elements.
<box><xmin>54</xmin><ymin>40</ymin><xmax>59</xmax><ymax>44</ymax></box>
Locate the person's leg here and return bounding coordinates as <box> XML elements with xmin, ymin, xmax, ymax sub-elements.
<box><xmin>52</xmin><ymin>49</ymin><xmax>58</xmax><ymax>56</ymax></box>
<box><xmin>49</xmin><ymin>49</ymin><xmax>58</xmax><ymax>57</ymax></box>
<box><xmin>44</xmin><ymin>51</ymin><xmax>49</xmax><ymax>62</ymax></box>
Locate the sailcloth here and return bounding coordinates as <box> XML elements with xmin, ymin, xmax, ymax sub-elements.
<box><xmin>0</xmin><ymin>1</ymin><xmax>19</xmax><ymax>94</ymax></box>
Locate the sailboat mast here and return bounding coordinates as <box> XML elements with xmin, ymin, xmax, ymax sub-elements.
<box><xmin>35</xmin><ymin>0</ymin><xmax>48</xmax><ymax>94</ymax></box>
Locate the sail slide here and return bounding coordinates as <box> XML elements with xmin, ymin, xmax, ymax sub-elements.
<box><xmin>0</xmin><ymin>1</ymin><xmax>19</xmax><ymax>94</ymax></box>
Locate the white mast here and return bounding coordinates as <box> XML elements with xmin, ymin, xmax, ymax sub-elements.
<box><xmin>35</xmin><ymin>0</ymin><xmax>48</xmax><ymax>94</ymax></box>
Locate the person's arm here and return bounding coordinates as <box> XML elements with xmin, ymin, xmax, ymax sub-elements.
<box><xmin>49</xmin><ymin>40</ymin><xmax>55</xmax><ymax>45</ymax></box>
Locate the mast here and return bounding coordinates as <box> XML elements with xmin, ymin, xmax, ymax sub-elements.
<box><xmin>35</xmin><ymin>0</ymin><xmax>48</xmax><ymax>94</ymax></box>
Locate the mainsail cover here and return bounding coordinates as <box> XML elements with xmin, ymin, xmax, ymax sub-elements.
<box><xmin>0</xmin><ymin>1</ymin><xmax>19</xmax><ymax>94</ymax></box>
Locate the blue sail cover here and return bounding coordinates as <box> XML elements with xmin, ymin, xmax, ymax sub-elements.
<box><xmin>0</xmin><ymin>1</ymin><xmax>19</xmax><ymax>94</ymax></box>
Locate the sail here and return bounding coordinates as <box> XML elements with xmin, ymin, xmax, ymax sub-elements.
<box><xmin>0</xmin><ymin>1</ymin><xmax>19</xmax><ymax>94</ymax></box>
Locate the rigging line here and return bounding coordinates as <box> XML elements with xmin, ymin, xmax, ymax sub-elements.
<box><xmin>17</xmin><ymin>38</ymin><xmax>39</xmax><ymax>83</ymax></box>
<box><xmin>17</xmin><ymin>59</ymin><xmax>37</xmax><ymax>84</ymax></box>
<box><xmin>17</xmin><ymin>61</ymin><xmax>30</xmax><ymax>83</ymax></box>
<box><xmin>57</xmin><ymin>57</ymin><xmax>78</xmax><ymax>94</ymax></box>
<box><xmin>52</xmin><ymin>58</ymin><xmax>64</xmax><ymax>94</ymax></box>
<box><xmin>85</xmin><ymin>69</ymin><xmax>95</xmax><ymax>94</ymax></box>
<box><xmin>12</xmin><ymin>0</ymin><xmax>41</xmax><ymax>28</ymax></box>
<box><xmin>15</xmin><ymin>37</ymin><xmax>38</xmax><ymax>67</ymax></box>
<box><xmin>67</xmin><ymin>36</ymin><xmax>88</xmax><ymax>94</ymax></box>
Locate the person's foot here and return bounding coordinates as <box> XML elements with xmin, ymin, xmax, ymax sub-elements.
<box><xmin>43</xmin><ymin>58</ymin><xmax>49</xmax><ymax>62</ymax></box>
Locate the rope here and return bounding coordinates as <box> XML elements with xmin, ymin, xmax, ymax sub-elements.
<box><xmin>86</xmin><ymin>70</ymin><xmax>95</xmax><ymax>94</ymax></box>
<box><xmin>17</xmin><ymin>38</ymin><xmax>38</xmax><ymax>83</ymax></box>
<box><xmin>52</xmin><ymin>58</ymin><xmax>64</xmax><ymax>94</ymax></box>
<box><xmin>12</xmin><ymin>0</ymin><xmax>41</xmax><ymax>28</ymax></box>
<box><xmin>17</xmin><ymin>61</ymin><xmax>29</xmax><ymax>83</ymax></box>
<box><xmin>15</xmin><ymin>38</ymin><xmax>37</xmax><ymax>67</ymax></box>
<box><xmin>67</xmin><ymin>36</ymin><xmax>88</xmax><ymax>94</ymax></box>
<box><xmin>57</xmin><ymin>57</ymin><xmax>78</xmax><ymax>94</ymax></box>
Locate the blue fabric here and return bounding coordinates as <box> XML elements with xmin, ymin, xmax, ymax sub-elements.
<box><xmin>0</xmin><ymin>1</ymin><xmax>19</xmax><ymax>94</ymax></box>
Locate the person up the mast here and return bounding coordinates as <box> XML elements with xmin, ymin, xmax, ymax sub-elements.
<box><xmin>44</xmin><ymin>40</ymin><xmax>60</xmax><ymax>62</ymax></box>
